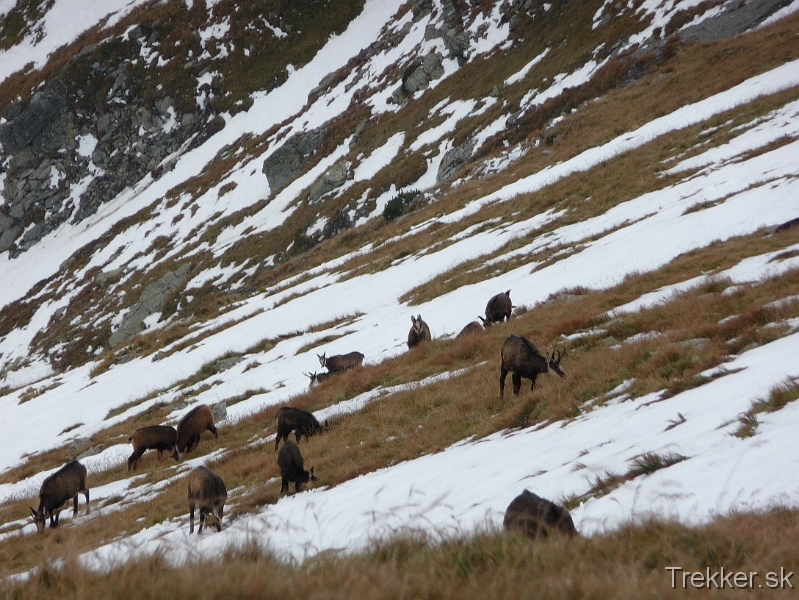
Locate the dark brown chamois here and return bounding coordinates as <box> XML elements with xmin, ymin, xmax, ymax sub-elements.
<box><xmin>275</xmin><ymin>406</ymin><xmax>328</xmax><ymax>451</ymax></box>
<box><xmin>277</xmin><ymin>440</ymin><xmax>318</xmax><ymax>494</ymax></box>
<box><xmin>174</xmin><ymin>404</ymin><xmax>218</xmax><ymax>457</ymax></box>
<box><xmin>483</xmin><ymin>290</ymin><xmax>513</xmax><ymax>325</ymax></box>
<box><xmin>187</xmin><ymin>466</ymin><xmax>227</xmax><ymax>533</ymax></box>
<box><xmin>499</xmin><ymin>334</ymin><xmax>565</xmax><ymax>397</ymax></box>
<box><xmin>128</xmin><ymin>425</ymin><xmax>179</xmax><ymax>470</ymax></box>
<box><xmin>317</xmin><ymin>351</ymin><xmax>365</xmax><ymax>373</ymax></box>
<box><xmin>29</xmin><ymin>460</ymin><xmax>90</xmax><ymax>533</ymax></box>
<box><xmin>407</xmin><ymin>314</ymin><xmax>431</xmax><ymax>349</ymax></box>
<box><xmin>503</xmin><ymin>490</ymin><xmax>577</xmax><ymax>538</ymax></box>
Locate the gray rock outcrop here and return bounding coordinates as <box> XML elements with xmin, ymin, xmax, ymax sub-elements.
<box><xmin>109</xmin><ymin>264</ymin><xmax>190</xmax><ymax>348</ymax></box>
<box><xmin>437</xmin><ymin>138</ymin><xmax>476</xmax><ymax>182</ymax></box>
<box><xmin>262</xmin><ymin>126</ymin><xmax>326</xmax><ymax>195</ymax></box>
<box><xmin>308</xmin><ymin>160</ymin><xmax>350</xmax><ymax>203</ymax></box>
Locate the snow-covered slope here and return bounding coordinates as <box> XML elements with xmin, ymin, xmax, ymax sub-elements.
<box><xmin>1</xmin><ymin>0</ymin><xmax>798</xmax><ymax>578</ymax></box>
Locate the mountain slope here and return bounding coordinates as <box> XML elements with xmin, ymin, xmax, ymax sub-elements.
<box><xmin>0</xmin><ymin>0</ymin><xmax>799</xmax><ymax>583</ymax></box>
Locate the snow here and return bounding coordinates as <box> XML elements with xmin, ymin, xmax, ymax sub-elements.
<box><xmin>1</xmin><ymin>0</ymin><xmax>799</xmax><ymax>580</ymax></box>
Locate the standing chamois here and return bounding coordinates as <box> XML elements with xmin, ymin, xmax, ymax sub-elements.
<box><xmin>29</xmin><ymin>460</ymin><xmax>90</xmax><ymax>533</ymax></box>
<box><xmin>317</xmin><ymin>351</ymin><xmax>365</xmax><ymax>373</ymax></box>
<box><xmin>407</xmin><ymin>314</ymin><xmax>431</xmax><ymax>349</ymax></box>
<box><xmin>187</xmin><ymin>466</ymin><xmax>227</xmax><ymax>533</ymax></box>
<box><xmin>128</xmin><ymin>425</ymin><xmax>179</xmax><ymax>470</ymax></box>
<box><xmin>275</xmin><ymin>406</ymin><xmax>328</xmax><ymax>451</ymax></box>
<box><xmin>499</xmin><ymin>334</ymin><xmax>566</xmax><ymax>397</ymax></box>
<box><xmin>278</xmin><ymin>440</ymin><xmax>318</xmax><ymax>494</ymax></box>
<box><xmin>483</xmin><ymin>290</ymin><xmax>513</xmax><ymax>326</ymax></box>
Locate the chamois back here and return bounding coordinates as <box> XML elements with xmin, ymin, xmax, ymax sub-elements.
<box><xmin>128</xmin><ymin>425</ymin><xmax>178</xmax><ymax>470</ymax></box>
<box><xmin>175</xmin><ymin>404</ymin><xmax>218</xmax><ymax>456</ymax></box>
<box><xmin>503</xmin><ymin>490</ymin><xmax>577</xmax><ymax>538</ymax></box>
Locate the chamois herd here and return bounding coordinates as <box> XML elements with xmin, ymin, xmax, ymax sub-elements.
<box><xmin>28</xmin><ymin>289</ymin><xmax>574</xmax><ymax>540</ymax></box>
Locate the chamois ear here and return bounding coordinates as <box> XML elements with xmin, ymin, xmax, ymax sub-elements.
<box><xmin>29</xmin><ymin>507</ymin><xmax>37</xmax><ymax>519</ymax></box>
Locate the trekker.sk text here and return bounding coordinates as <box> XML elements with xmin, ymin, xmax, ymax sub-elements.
<box><xmin>666</xmin><ymin>567</ymin><xmax>794</xmax><ymax>589</ymax></box>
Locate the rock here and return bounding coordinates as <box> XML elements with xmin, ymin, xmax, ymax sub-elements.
<box><xmin>404</xmin><ymin>66</ymin><xmax>429</xmax><ymax>94</ymax></box>
<box><xmin>67</xmin><ymin>437</ymin><xmax>91</xmax><ymax>453</ymax></box>
<box><xmin>108</xmin><ymin>264</ymin><xmax>190</xmax><ymax>348</ymax></box>
<box><xmin>0</xmin><ymin>93</ymin><xmax>67</xmax><ymax>155</ymax></box>
<box><xmin>308</xmin><ymin>160</ymin><xmax>350</xmax><ymax>203</ymax></box>
<box><xmin>212</xmin><ymin>401</ymin><xmax>227</xmax><ymax>423</ymax></box>
<box><xmin>214</xmin><ymin>356</ymin><xmax>244</xmax><ymax>372</ymax></box>
<box><xmin>77</xmin><ymin>444</ymin><xmax>105</xmax><ymax>460</ymax></box>
<box><xmin>437</xmin><ymin>138</ymin><xmax>476</xmax><ymax>182</ymax></box>
<box><xmin>423</xmin><ymin>52</ymin><xmax>444</xmax><ymax>80</ymax></box>
<box><xmin>262</xmin><ymin>125</ymin><xmax>326</xmax><ymax>195</ymax></box>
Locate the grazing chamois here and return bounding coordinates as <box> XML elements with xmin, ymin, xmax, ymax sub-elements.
<box><xmin>278</xmin><ymin>440</ymin><xmax>317</xmax><ymax>494</ymax></box>
<box><xmin>174</xmin><ymin>404</ymin><xmax>218</xmax><ymax>457</ymax></box>
<box><xmin>29</xmin><ymin>460</ymin><xmax>90</xmax><ymax>533</ymax></box>
<box><xmin>275</xmin><ymin>406</ymin><xmax>328</xmax><ymax>451</ymax></box>
<box><xmin>499</xmin><ymin>334</ymin><xmax>565</xmax><ymax>397</ymax></box>
<box><xmin>305</xmin><ymin>371</ymin><xmax>334</xmax><ymax>387</ymax></box>
<box><xmin>484</xmin><ymin>290</ymin><xmax>513</xmax><ymax>325</ymax></box>
<box><xmin>187</xmin><ymin>466</ymin><xmax>227</xmax><ymax>533</ymax></box>
<box><xmin>503</xmin><ymin>490</ymin><xmax>577</xmax><ymax>538</ymax></box>
<box><xmin>317</xmin><ymin>351</ymin><xmax>365</xmax><ymax>373</ymax></box>
<box><xmin>407</xmin><ymin>314</ymin><xmax>431</xmax><ymax>349</ymax></box>
<box><xmin>128</xmin><ymin>425</ymin><xmax>179</xmax><ymax>470</ymax></box>
<box><xmin>456</xmin><ymin>319</ymin><xmax>484</xmax><ymax>338</ymax></box>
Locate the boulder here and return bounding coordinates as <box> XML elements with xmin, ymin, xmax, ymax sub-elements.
<box><xmin>262</xmin><ymin>126</ymin><xmax>326</xmax><ymax>195</ymax></box>
<box><xmin>437</xmin><ymin>138</ymin><xmax>476</xmax><ymax>182</ymax></box>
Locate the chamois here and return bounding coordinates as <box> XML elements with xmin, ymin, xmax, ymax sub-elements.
<box><xmin>499</xmin><ymin>334</ymin><xmax>566</xmax><ymax>397</ymax></box>
<box><xmin>484</xmin><ymin>290</ymin><xmax>513</xmax><ymax>325</ymax></box>
<box><xmin>174</xmin><ymin>404</ymin><xmax>218</xmax><ymax>457</ymax></box>
<box><xmin>305</xmin><ymin>371</ymin><xmax>334</xmax><ymax>387</ymax></box>
<box><xmin>29</xmin><ymin>460</ymin><xmax>90</xmax><ymax>533</ymax></box>
<box><xmin>187</xmin><ymin>466</ymin><xmax>227</xmax><ymax>533</ymax></box>
<box><xmin>275</xmin><ymin>406</ymin><xmax>327</xmax><ymax>451</ymax></box>
<box><xmin>277</xmin><ymin>440</ymin><xmax>317</xmax><ymax>494</ymax></box>
<box><xmin>317</xmin><ymin>351</ymin><xmax>365</xmax><ymax>373</ymax></box>
<box><xmin>456</xmin><ymin>319</ymin><xmax>484</xmax><ymax>338</ymax></box>
<box><xmin>128</xmin><ymin>425</ymin><xmax>179</xmax><ymax>470</ymax></box>
<box><xmin>407</xmin><ymin>314</ymin><xmax>431</xmax><ymax>349</ymax></box>
<box><xmin>503</xmin><ymin>490</ymin><xmax>577</xmax><ymax>538</ymax></box>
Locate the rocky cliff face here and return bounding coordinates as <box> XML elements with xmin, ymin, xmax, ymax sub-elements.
<box><xmin>0</xmin><ymin>29</ymin><xmax>209</xmax><ymax>256</ymax></box>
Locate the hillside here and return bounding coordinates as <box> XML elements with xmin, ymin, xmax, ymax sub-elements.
<box><xmin>1</xmin><ymin>0</ymin><xmax>799</xmax><ymax>593</ymax></box>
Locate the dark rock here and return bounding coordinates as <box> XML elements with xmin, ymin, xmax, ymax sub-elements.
<box><xmin>0</xmin><ymin>93</ymin><xmax>67</xmax><ymax>155</ymax></box>
<box><xmin>262</xmin><ymin>126</ymin><xmax>326</xmax><ymax>195</ymax></box>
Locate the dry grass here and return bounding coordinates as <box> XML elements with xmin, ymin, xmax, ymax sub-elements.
<box><xmin>5</xmin><ymin>508</ymin><xmax>799</xmax><ymax>599</ymax></box>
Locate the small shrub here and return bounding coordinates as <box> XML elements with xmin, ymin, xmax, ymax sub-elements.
<box><xmin>383</xmin><ymin>190</ymin><xmax>421</xmax><ymax>221</ymax></box>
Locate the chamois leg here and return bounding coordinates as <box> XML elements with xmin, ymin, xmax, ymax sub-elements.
<box><xmin>512</xmin><ymin>373</ymin><xmax>522</xmax><ymax>396</ymax></box>
<box><xmin>500</xmin><ymin>367</ymin><xmax>509</xmax><ymax>398</ymax></box>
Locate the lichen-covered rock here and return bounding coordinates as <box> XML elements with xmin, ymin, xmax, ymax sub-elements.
<box><xmin>109</xmin><ymin>264</ymin><xmax>190</xmax><ymax>348</ymax></box>
<box><xmin>262</xmin><ymin>126</ymin><xmax>326</xmax><ymax>195</ymax></box>
<box><xmin>308</xmin><ymin>159</ymin><xmax>350</xmax><ymax>203</ymax></box>
<box><xmin>437</xmin><ymin>138</ymin><xmax>476</xmax><ymax>182</ymax></box>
